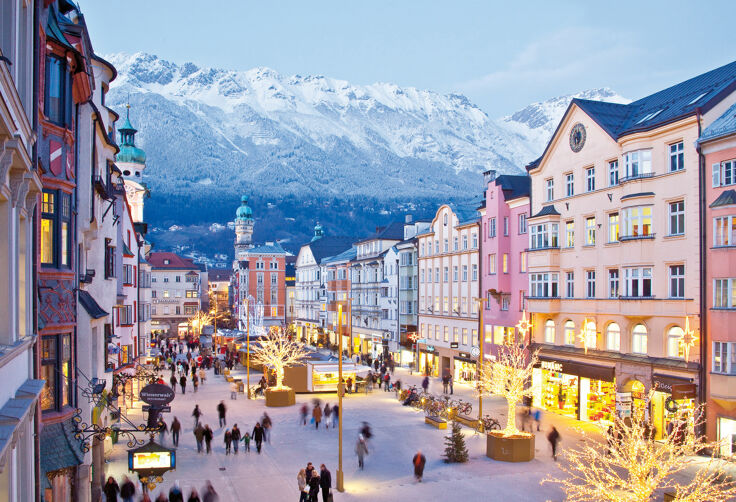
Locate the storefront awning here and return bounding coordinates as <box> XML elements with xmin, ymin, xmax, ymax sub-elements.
<box><xmin>78</xmin><ymin>290</ymin><xmax>108</xmax><ymax>319</ymax></box>
<box><xmin>39</xmin><ymin>418</ymin><xmax>85</xmax><ymax>490</ymax></box>
<box><xmin>536</xmin><ymin>356</ymin><xmax>615</xmax><ymax>382</ymax></box>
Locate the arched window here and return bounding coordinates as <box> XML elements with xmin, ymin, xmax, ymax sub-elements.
<box><xmin>667</xmin><ymin>326</ymin><xmax>685</xmax><ymax>358</ymax></box>
<box><xmin>584</xmin><ymin>320</ymin><xmax>597</xmax><ymax>350</ymax></box>
<box><xmin>606</xmin><ymin>323</ymin><xmax>621</xmax><ymax>351</ymax></box>
<box><xmin>544</xmin><ymin>320</ymin><xmax>555</xmax><ymax>343</ymax></box>
<box><xmin>564</xmin><ymin>320</ymin><xmax>575</xmax><ymax>345</ymax></box>
<box><xmin>632</xmin><ymin>324</ymin><xmax>648</xmax><ymax>354</ymax></box>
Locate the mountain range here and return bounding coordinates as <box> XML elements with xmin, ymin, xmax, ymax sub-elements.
<box><xmin>104</xmin><ymin>52</ymin><xmax>628</xmax><ymax>262</ymax></box>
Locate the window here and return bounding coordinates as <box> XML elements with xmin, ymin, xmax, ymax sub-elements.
<box><xmin>503</xmin><ymin>217</ymin><xmax>509</xmax><ymax>236</ymax></box>
<box><xmin>462</xmin><ymin>265</ymin><xmax>468</xmax><ymax>281</ymax></box>
<box><xmin>40</xmin><ymin>334</ymin><xmax>72</xmax><ymax>411</ymax></box>
<box><xmin>175</xmin><ymin>275</ymin><xmax>181</xmax><ymax>283</ymax></box>
<box><xmin>41</xmin><ymin>191</ymin><xmax>55</xmax><ymax>265</ymax></box>
<box><xmin>608</xmin><ymin>269</ymin><xmax>619</xmax><ymax>298</ymax></box>
<box><xmin>443</xmin><ymin>267</ymin><xmax>448</xmax><ymax>282</ymax></box>
<box><xmin>565</xmin><ymin>272</ymin><xmax>574</xmax><ymax>298</ymax></box>
<box><xmin>427</xmin><ymin>242</ymin><xmax>432</xmax><ymax>255</ymax></box>
<box><xmin>463</xmin><ymin>235</ymin><xmax>468</xmax><ymax>249</ymax></box>
<box><xmin>453</xmin><ymin>237</ymin><xmax>458</xmax><ymax>251</ymax></box>
<box><xmin>669</xmin><ymin>265</ymin><xmax>685</xmax><ymax>298</ymax></box>
<box><xmin>40</xmin><ymin>338</ymin><xmax>57</xmax><ymax>410</ymax></box>
<box><xmin>122</xmin><ymin>265</ymin><xmax>134</xmax><ymax>285</ymax></box>
<box><xmin>530</xmin><ymin>273</ymin><xmax>559</xmax><ymax>298</ymax></box>
<box><xmin>185</xmin><ymin>290</ymin><xmax>198</xmax><ymax>298</ymax></box>
<box><xmin>501</xmin><ymin>295</ymin><xmax>510</xmax><ymax>311</ymax></box>
<box><xmin>443</xmin><ymin>326</ymin><xmax>449</xmax><ymax>342</ymax></box>
<box><xmin>623</xmin><ymin>150</ymin><xmax>652</xmax><ymax>179</ymax></box>
<box><xmin>669</xmin><ymin>142</ymin><xmax>684</xmax><ymax>172</ymax></box>
<box><xmin>462</xmin><ymin>328</ymin><xmax>468</xmax><ymax>346</ymax></box>
<box><xmin>453</xmin><ymin>266</ymin><xmax>458</xmax><ymax>281</ymax></box>
<box><xmin>667</xmin><ymin>326</ymin><xmax>685</xmax><ymax>358</ymax></box>
<box><xmin>163</xmin><ymin>277</ymin><xmax>169</xmax><ymax>283</ymax></box>
<box><xmin>544</xmin><ymin>320</ymin><xmax>555</xmax><ymax>343</ymax></box>
<box><xmin>608</xmin><ymin>160</ymin><xmax>619</xmax><ymax>186</ymax></box>
<box><xmin>489</xmin><ymin>217</ymin><xmax>496</xmax><ymax>237</ymax></box>
<box><xmin>472</xmin><ymin>264</ymin><xmax>478</xmax><ymax>281</ymax></box>
<box><xmin>435</xmin><ymin>267</ymin><xmax>440</xmax><ymax>282</ymax></box>
<box><xmin>184</xmin><ymin>305</ymin><xmax>196</xmax><ymax>315</ymax></box>
<box><xmin>624</xmin><ymin>267</ymin><xmax>652</xmax><ymax>297</ymax></box>
<box><xmin>118</xmin><ymin>305</ymin><xmax>133</xmax><ymax>326</ymax></box>
<box><xmin>668</xmin><ymin>201</ymin><xmax>684</xmax><ymax>236</ymax></box>
<box><xmin>151</xmin><ymin>290</ymin><xmax>157</xmax><ymax>298</ymax></box>
<box><xmin>530</xmin><ymin>223</ymin><xmax>559</xmax><ymax>249</ymax></box>
<box><xmin>585</xmin><ymin>270</ymin><xmax>595</xmax><ymax>298</ymax></box>
<box><xmin>60</xmin><ymin>193</ymin><xmax>70</xmax><ymax>267</ymax></box>
<box><xmin>586</xmin><ymin>167</ymin><xmax>595</xmax><ymax>192</ymax></box>
<box><xmin>564</xmin><ymin>321</ymin><xmax>575</xmax><ymax>345</ymax></box>
<box><xmin>518</xmin><ymin>213</ymin><xmax>527</xmax><ymax>234</ymax></box>
<box><xmin>565</xmin><ymin>173</ymin><xmax>574</xmax><ymax>197</ymax></box>
<box><xmin>565</xmin><ymin>221</ymin><xmax>575</xmax><ymax>248</ymax></box>
<box><xmin>104</xmin><ymin>238</ymin><xmax>115</xmax><ymax>278</ymax></box>
<box><xmin>45</xmin><ymin>55</ymin><xmax>66</xmax><ymax>125</ymax></box>
<box><xmin>583</xmin><ymin>321</ymin><xmax>596</xmax><ymax>350</ymax></box>
<box><xmin>502</xmin><ymin>254</ymin><xmax>508</xmax><ymax>274</ymax></box>
<box><xmin>40</xmin><ymin>190</ymin><xmax>70</xmax><ymax>267</ymax></box>
<box><xmin>520</xmin><ymin>252</ymin><xmax>527</xmax><ymax>273</ymax></box>
<box><xmin>621</xmin><ymin>206</ymin><xmax>653</xmax><ymax>238</ymax></box>
<box><xmin>608</xmin><ymin>213</ymin><xmax>619</xmax><ymax>243</ymax></box>
<box><xmin>713</xmin><ymin>342</ymin><xmax>736</xmax><ymax>374</ymax></box>
<box><xmin>443</xmin><ymin>239</ymin><xmax>448</xmax><ymax>252</ymax></box>
<box><xmin>546</xmin><ymin>179</ymin><xmax>554</xmax><ymax>201</ymax></box>
<box><xmin>714</xmin><ymin>278</ymin><xmax>736</xmax><ymax>308</ymax></box>
<box><xmin>163</xmin><ymin>290</ymin><xmax>169</xmax><ymax>298</ymax></box>
<box><xmin>420</xmin><ymin>269</ymin><xmax>426</xmax><ymax>283</ymax></box>
<box><xmin>713</xmin><ymin>160</ymin><xmax>736</xmax><ymax>187</ymax></box>
<box><xmin>585</xmin><ymin>217</ymin><xmax>596</xmax><ymax>245</ymax></box>
<box><xmin>714</xmin><ymin>216</ymin><xmax>736</xmax><ymax>246</ymax></box>
<box><xmin>453</xmin><ymin>327</ymin><xmax>459</xmax><ymax>343</ymax></box>
<box><xmin>632</xmin><ymin>324</ymin><xmax>648</xmax><ymax>354</ymax></box>
<box><xmin>606</xmin><ymin>323</ymin><xmax>620</xmax><ymax>351</ymax></box>
<box><xmin>472</xmin><ymin>233</ymin><xmax>478</xmax><ymax>248</ymax></box>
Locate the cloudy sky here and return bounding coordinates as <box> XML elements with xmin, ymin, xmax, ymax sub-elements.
<box><xmin>82</xmin><ymin>0</ymin><xmax>736</xmax><ymax>116</ymax></box>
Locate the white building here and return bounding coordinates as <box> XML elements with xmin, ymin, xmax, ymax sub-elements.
<box><xmin>149</xmin><ymin>253</ymin><xmax>202</xmax><ymax>338</ymax></box>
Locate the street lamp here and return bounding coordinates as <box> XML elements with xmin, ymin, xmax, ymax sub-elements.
<box><xmin>474</xmin><ymin>297</ymin><xmax>487</xmax><ymax>422</ymax></box>
<box><xmin>245</xmin><ymin>296</ymin><xmax>252</xmax><ymax>399</ymax></box>
<box><xmin>337</xmin><ymin>302</ymin><xmax>345</xmax><ymax>492</ymax></box>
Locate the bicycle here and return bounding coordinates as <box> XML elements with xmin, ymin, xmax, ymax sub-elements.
<box><xmin>474</xmin><ymin>415</ymin><xmax>502</xmax><ymax>434</ymax></box>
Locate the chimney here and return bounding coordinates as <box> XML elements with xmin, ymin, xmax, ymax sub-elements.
<box><xmin>483</xmin><ymin>169</ymin><xmax>497</xmax><ymax>186</ymax></box>
<box><xmin>405</xmin><ymin>214</ymin><xmax>413</xmax><ymax>223</ymax></box>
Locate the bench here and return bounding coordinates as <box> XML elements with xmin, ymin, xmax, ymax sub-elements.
<box><xmin>456</xmin><ymin>414</ymin><xmax>478</xmax><ymax>429</ymax></box>
<box><xmin>425</xmin><ymin>416</ymin><xmax>447</xmax><ymax>429</ymax></box>
<box><xmin>225</xmin><ymin>376</ymin><xmax>234</xmax><ymax>383</ymax></box>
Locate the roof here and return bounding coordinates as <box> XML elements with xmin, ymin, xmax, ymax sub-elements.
<box><xmin>700</xmin><ymin>101</ymin><xmax>736</xmax><ymax>144</ymax></box>
<box><xmin>306</xmin><ymin>236</ymin><xmax>356</xmax><ymax>263</ymax></box>
<box><xmin>355</xmin><ymin>221</ymin><xmax>406</xmax><ymax>244</ymax></box>
<box><xmin>208</xmin><ymin>268</ymin><xmax>232</xmax><ymax>282</ymax></box>
<box><xmin>494</xmin><ymin>175</ymin><xmax>531</xmax><ymax>200</ymax></box>
<box><xmin>147</xmin><ymin>252</ymin><xmax>199</xmax><ymax>270</ymax></box>
<box><xmin>531</xmin><ymin>205</ymin><xmax>561</xmax><ymax>218</ymax></box>
<box><xmin>39</xmin><ymin>418</ymin><xmax>84</xmax><ymax>489</ymax></box>
<box><xmin>530</xmin><ymin>60</ymin><xmax>736</xmax><ymax>171</ymax></box>
<box><xmin>710</xmin><ymin>189</ymin><xmax>736</xmax><ymax>208</ymax></box>
<box><xmin>78</xmin><ymin>290</ymin><xmax>108</xmax><ymax>319</ymax></box>
<box><xmin>322</xmin><ymin>246</ymin><xmax>357</xmax><ymax>265</ymax></box>
<box><xmin>248</xmin><ymin>241</ymin><xmax>287</xmax><ymax>255</ymax></box>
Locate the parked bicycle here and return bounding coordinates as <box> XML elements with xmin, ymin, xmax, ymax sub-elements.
<box><xmin>475</xmin><ymin>415</ymin><xmax>502</xmax><ymax>434</ymax></box>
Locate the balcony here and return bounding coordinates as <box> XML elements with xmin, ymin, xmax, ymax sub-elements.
<box><xmin>529</xmin><ymin>296</ymin><xmax>692</xmax><ymax>318</ymax></box>
<box><xmin>618</xmin><ymin>233</ymin><xmax>655</xmax><ymax>242</ymax></box>
<box><xmin>619</xmin><ymin>172</ymin><xmax>655</xmax><ymax>184</ymax></box>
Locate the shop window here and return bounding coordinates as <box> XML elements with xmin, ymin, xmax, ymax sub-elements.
<box><xmin>544</xmin><ymin>320</ymin><xmax>555</xmax><ymax>343</ymax></box>
<box><xmin>666</xmin><ymin>326</ymin><xmax>685</xmax><ymax>358</ymax></box>
<box><xmin>606</xmin><ymin>323</ymin><xmax>620</xmax><ymax>351</ymax></box>
<box><xmin>564</xmin><ymin>321</ymin><xmax>575</xmax><ymax>345</ymax></box>
<box><xmin>632</xmin><ymin>324</ymin><xmax>648</xmax><ymax>354</ymax></box>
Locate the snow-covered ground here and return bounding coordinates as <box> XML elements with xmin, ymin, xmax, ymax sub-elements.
<box><xmin>104</xmin><ymin>356</ymin><xmax>733</xmax><ymax>501</ymax></box>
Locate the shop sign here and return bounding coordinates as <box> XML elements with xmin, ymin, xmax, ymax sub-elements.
<box><xmin>540</xmin><ymin>361</ymin><xmax>563</xmax><ymax>372</ymax></box>
<box><xmin>616</xmin><ymin>392</ymin><xmax>632</xmax><ymax>418</ymax></box>
<box><xmin>425</xmin><ymin>346</ymin><xmax>436</xmax><ymax>353</ymax></box>
<box><xmin>140</xmin><ymin>383</ymin><xmax>175</xmax><ymax>407</ymax></box>
<box><xmin>671</xmin><ymin>384</ymin><xmax>697</xmax><ymax>400</ymax></box>
<box><xmin>132</xmin><ymin>450</ymin><xmax>172</xmax><ymax>470</ymax></box>
<box><xmin>458</xmin><ymin>352</ymin><xmax>471</xmax><ymax>359</ymax></box>
<box><xmin>450</xmin><ymin>342</ymin><xmax>459</xmax><ymax>349</ymax></box>
<box><xmin>652</xmin><ymin>374</ymin><xmax>695</xmax><ymax>396</ymax></box>
<box><xmin>537</xmin><ymin>357</ymin><xmax>615</xmax><ymax>382</ymax></box>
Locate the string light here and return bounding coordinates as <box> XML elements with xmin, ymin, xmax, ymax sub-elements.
<box><xmin>577</xmin><ymin>318</ymin><xmax>592</xmax><ymax>355</ymax></box>
<box><xmin>252</xmin><ymin>328</ymin><xmax>309</xmax><ymax>389</ymax></box>
<box><xmin>515</xmin><ymin>310</ymin><xmax>533</xmax><ymax>338</ymax></box>
<box><xmin>678</xmin><ymin>316</ymin><xmax>699</xmax><ymax>363</ymax></box>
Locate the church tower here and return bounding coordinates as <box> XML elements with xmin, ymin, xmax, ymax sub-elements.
<box><xmin>117</xmin><ymin>104</ymin><xmax>147</xmax><ymax>223</ymax></box>
<box><xmin>234</xmin><ymin>195</ymin><xmax>254</xmax><ymax>259</ymax></box>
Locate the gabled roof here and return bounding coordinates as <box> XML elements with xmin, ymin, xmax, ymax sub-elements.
<box><xmin>322</xmin><ymin>246</ymin><xmax>357</xmax><ymax>265</ymax></box>
<box><xmin>495</xmin><ymin>175</ymin><xmax>531</xmax><ymax>201</ymax></box>
<box><xmin>699</xmin><ymin>101</ymin><xmax>736</xmax><ymax>144</ymax></box>
<box><xmin>147</xmin><ymin>252</ymin><xmax>199</xmax><ymax>270</ymax></box>
<box><xmin>531</xmin><ymin>205</ymin><xmax>561</xmax><ymax>218</ymax></box>
<box><xmin>710</xmin><ymin>189</ymin><xmax>736</xmax><ymax>208</ymax></box>
<box><xmin>355</xmin><ymin>221</ymin><xmax>406</xmax><ymax>244</ymax></box>
<box><xmin>306</xmin><ymin>236</ymin><xmax>356</xmax><ymax>263</ymax></box>
<box><xmin>208</xmin><ymin>268</ymin><xmax>232</xmax><ymax>282</ymax></box>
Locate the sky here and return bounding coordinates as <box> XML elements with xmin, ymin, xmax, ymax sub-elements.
<box><xmin>81</xmin><ymin>0</ymin><xmax>736</xmax><ymax>116</ymax></box>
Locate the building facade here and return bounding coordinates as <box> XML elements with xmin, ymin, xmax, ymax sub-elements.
<box><xmin>417</xmin><ymin>205</ymin><xmax>480</xmax><ymax>379</ymax></box>
<box><xmin>526</xmin><ymin>62</ymin><xmax>736</xmax><ymax>435</ymax></box>
<box><xmin>322</xmin><ymin>247</ymin><xmax>356</xmax><ymax>348</ymax></box>
<box><xmin>479</xmin><ymin>172</ymin><xmax>530</xmax><ymax>360</ymax></box>
<box><xmin>699</xmin><ymin>102</ymin><xmax>736</xmax><ymax>456</ymax></box>
<box><xmin>149</xmin><ymin>252</ymin><xmax>202</xmax><ymax>338</ymax></box>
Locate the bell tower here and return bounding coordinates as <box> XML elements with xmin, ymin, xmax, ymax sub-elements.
<box><xmin>234</xmin><ymin>195</ymin><xmax>254</xmax><ymax>259</ymax></box>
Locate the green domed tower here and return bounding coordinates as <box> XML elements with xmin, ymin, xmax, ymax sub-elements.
<box><xmin>116</xmin><ymin>104</ymin><xmax>147</xmax><ymax>223</ymax></box>
<box><xmin>311</xmin><ymin>222</ymin><xmax>324</xmax><ymax>241</ymax></box>
<box><xmin>235</xmin><ymin>195</ymin><xmax>254</xmax><ymax>258</ymax></box>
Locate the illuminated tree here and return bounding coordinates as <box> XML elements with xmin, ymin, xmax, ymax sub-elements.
<box><xmin>252</xmin><ymin>329</ymin><xmax>309</xmax><ymax>389</ymax></box>
<box><xmin>188</xmin><ymin>311</ymin><xmax>213</xmax><ymax>336</ymax></box>
<box><xmin>477</xmin><ymin>313</ymin><xmax>539</xmax><ymax>436</ymax></box>
<box><xmin>545</xmin><ymin>391</ymin><xmax>736</xmax><ymax>502</ymax></box>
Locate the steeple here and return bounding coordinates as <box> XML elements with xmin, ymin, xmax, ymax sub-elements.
<box><xmin>312</xmin><ymin>222</ymin><xmax>324</xmax><ymax>241</ymax></box>
<box><xmin>234</xmin><ymin>195</ymin><xmax>255</xmax><ymax>258</ymax></box>
<box><xmin>117</xmin><ymin>103</ymin><xmax>146</xmax><ymax>165</ymax></box>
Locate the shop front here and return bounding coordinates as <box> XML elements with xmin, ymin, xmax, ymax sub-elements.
<box><xmin>532</xmin><ymin>357</ymin><xmax>616</xmax><ymax>425</ymax></box>
<box><xmin>453</xmin><ymin>352</ymin><xmax>477</xmax><ymax>384</ymax></box>
<box><xmin>650</xmin><ymin>374</ymin><xmax>697</xmax><ymax>441</ymax></box>
<box><xmin>352</xmin><ymin>331</ymin><xmax>383</xmax><ymax>357</ymax></box>
<box><xmin>417</xmin><ymin>345</ymin><xmax>440</xmax><ymax>377</ymax></box>
<box><xmin>718</xmin><ymin>417</ymin><xmax>736</xmax><ymax>458</ymax></box>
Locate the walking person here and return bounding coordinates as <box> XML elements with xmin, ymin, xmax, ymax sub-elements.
<box><xmin>103</xmin><ymin>476</ymin><xmax>119</xmax><ymax>502</ymax></box>
<box><xmin>442</xmin><ymin>374</ymin><xmax>449</xmax><ymax>394</ymax></box>
<box><xmin>242</xmin><ymin>432</ymin><xmax>251</xmax><ymax>452</ymax></box>
<box><xmin>319</xmin><ymin>464</ymin><xmax>332</xmax><ymax>502</ymax></box>
<box><xmin>171</xmin><ymin>417</ymin><xmax>181</xmax><ymax>447</ymax></box>
<box><xmin>331</xmin><ymin>404</ymin><xmax>339</xmax><ymax>429</ymax></box>
<box><xmin>192</xmin><ymin>374</ymin><xmax>199</xmax><ymax>393</ymax></box>
<box><xmin>170</xmin><ymin>374</ymin><xmax>177</xmax><ymax>393</ymax></box>
<box><xmin>300</xmin><ymin>404</ymin><xmax>309</xmax><ymax>426</ymax></box>
<box><xmin>158</xmin><ymin>417</ymin><xmax>168</xmax><ymax>446</ymax></box>
<box><xmin>217</xmin><ymin>401</ymin><xmax>227</xmax><ymax>427</ymax></box>
<box><xmin>262</xmin><ymin>413</ymin><xmax>272</xmax><ymax>443</ymax></box>
<box><xmin>312</xmin><ymin>403</ymin><xmax>322</xmax><ymax>430</ymax></box>
<box><xmin>421</xmin><ymin>375</ymin><xmax>429</xmax><ymax>393</ymax></box>
<box><xmin>412</xmin><ymin>450</ymin><xmax>426</xmax><ymax>482</ymax></box>
<box><xmin>547</xmin><ymin>425</ymin><xmax>561</xmax><ymax>461</ymax></box>
<box><xmin>297</xmin><ymin>468</ymin><xmax>309</xmax><ymax>502</ymax></box>
<box><xmin>192</xmin><ymin>405</ymin><xmax>202</xmax><ymax>427</ymax></box>
<box><xmin>187</xmin><ymin>488</ymin><xmax>200</xmax><ymax>502</ymax></box>
<box><xmin>204</xmin><ymin>425</ymin><xmax>213</xmax><ymax>454</ymax></box>
<box><xmin>384</xmin><ymin>373</ymin><xmax>390</xmax><ymax>392</ymax></box>
<box><xmin>355</xmin><ymin>435</ymin><xmax>368</xmax><ymax>469</ymax></box>
<box><xmin>120</xmin><ymin>475</ymin><xmax>136</xmax><ymax>502</ymax></box>
<box><xmin>202</xmin><ymin>481</ymin><xmax>218</xmax><ymax>502</ymax></box>
<box><xmin>346</xmin><ymin>377</ymin><xmax>353</xmax><ymax>394</ymax></box>
<box><xmin>231</xmin><ymin>424</ymin><xmax>241</xmax><ymax>454</ymax></box>
<box><xmin>199</xmin><ymin>367</ymin><xmax>206</xmax><ymax>385</ymax></box>
<box><xmin>449</xmin><ymin>374</ymin><xmax>454</xmax><ymax>395</ymax></box>
<box><xmin>252</xmin><ymin>422</ymin><xmax>265</xmax><ymax>453</ymax></box>
<box><xmin>323</xmin><ymin>403</ymin><xmax>332</xmax><ymax>430</ymax></box>
<box><xmin>194</xmin><ymin>423</ymin><xmax>205</xmax><ymax>453</ymax></box>
<box><xmin>169</xmin><ymin>482</ymin><xmax>184</xmax><ymax>502</ymax></box>
<box><xmin>179</xmin><ymin>374</ymin><xmax>187</xmax><ymax>394</ymax></box>
<box><xmin>224</xmin><ymin>429</ymin><xmax>232</xmax><ymax>455</ymax></box>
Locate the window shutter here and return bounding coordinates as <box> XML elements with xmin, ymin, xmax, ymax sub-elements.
<box><xmin>713</xmin><ymin>163</ymin><xmax>721</xmax><ymax>187</ymax></box>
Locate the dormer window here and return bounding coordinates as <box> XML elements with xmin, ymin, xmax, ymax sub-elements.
<box><xmin>164</xmin><ymin>259</ymin><xmax>170</xmax><ymax>265</ymax></box>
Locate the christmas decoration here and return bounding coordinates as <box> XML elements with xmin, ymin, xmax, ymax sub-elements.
<box><xmin>252</xmin><ymin>329</ymin><xmax>309</xmax><ymax>389</ymax></box>
<box><xmin>443</xmin><ymin>421</ymin><xmax>469</xmax><ymax>463</ymax></box>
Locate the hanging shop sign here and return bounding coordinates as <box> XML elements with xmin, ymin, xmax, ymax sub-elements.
<box><xmin>458</xmin><ymin>352</ymin><xmax>471</xmax><ymax>359</ymax></box>
<box><xmin>536</xmin><ymin>356</ymin><xmax>615</xmax><ymax>382</ymax></box>
<box><xmin>139</xmin><ymin>383</ymin><xmax>175</xmax><ymax>407</ymax></box>
<box><xmin>470</xmin><ymin>346</ymin><xmax>480</xmax><ymax>357</ymax></box>
<box><xmin>128</xmin><ymin>440</ymin><xmax>176</xmax><ymax>489</ymax></box>
<box><xmin>652</xmin><ymin>374</ymin><xmax>696</xmax><ymax>398</ymax></box>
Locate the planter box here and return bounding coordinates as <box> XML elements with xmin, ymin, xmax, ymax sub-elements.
<box><xmin>425</xmin><ymin>416</ymin><xmax>447</xmax><ymax>429</ymax></box>
<box><xmin>486</xmin><ymin>432</ymin><xmax>535</xmax><ymax>462</ymax></box>
<box><xmin>265</xmin><ymin>388</ymin><xmax>296</xmax><ymax>407</ymax></box>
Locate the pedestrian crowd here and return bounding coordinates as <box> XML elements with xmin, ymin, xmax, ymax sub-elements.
<box><xmin>103</xmin><ymin>476</ymin><xmax>218</xmax><ymax>502</ymax></box>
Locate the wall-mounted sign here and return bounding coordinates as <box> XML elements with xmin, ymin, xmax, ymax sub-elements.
<box><xmin>470</xmin><ymin>347</ymin><xmax>480</xmax><ymax>357</ymax></box>
<box><xmin>458</xmin><ymin>352</ymin><xmax>471</xmax><ymax>359</ymax></box>
<box><xmin>450</xmin><ymin>342</ymin><xmax>459</xmax><ymax>349</ymax></box>
<box><xmin>140</xmin><ymin>383</ymin><xmax>175</xmax><ymax>407</ymax></box>
<box><xmin>142</xmin><ymin>405</ymin><xmax>171</xmax><ymax>413</ymax></box>
<box><xmin>540</xmin><ymin>361</ymin><xmax>563</xmax><ymax>372</ymax></box>
<box><xmin>425</xmin><ymin>346</ymin><xmax>436</xmax><ymax>353</ymax></box>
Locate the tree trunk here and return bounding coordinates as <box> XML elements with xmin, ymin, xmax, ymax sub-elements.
<box><xmin>275</xmin><ymin>367</ymin><xmax>283</xmax><ymax>389</ymax></box>
<box><xmin>506</xmin><ymin>398</ymin><xmax>517</xmax><ymax>434</ymax></box>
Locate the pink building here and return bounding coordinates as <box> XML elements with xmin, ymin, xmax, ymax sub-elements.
<box><xmin>478</xmin><ymin>171</ymin><xmax>530</xmax><ymax>358</ymax></box>
<box><xmin>699</xmin><ymin>102</ymin><xmax>736</xmax><ymax>455</ymax></box>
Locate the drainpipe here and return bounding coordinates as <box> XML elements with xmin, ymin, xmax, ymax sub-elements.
<box><xmin>696</xmin><ymin>110</ymin><xmax>707</xmax><ymax>437</ymax></box>
<box><xmin>396</xmin><ymin>257</ymin><xmax>400</xmax><ymax>363</ymax></box>
<box><xmin>32</xmin><ymin>2</ymin><xmax>41</xmax><ymax>500</ymax></box>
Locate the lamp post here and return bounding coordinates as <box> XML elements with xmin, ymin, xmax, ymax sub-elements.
<box><xmin>475</xmin><ymin>297</ymin><xmax>486</xmax><ymax>423</ymax></box>
<box><xmin>337</xmin><ymin>302</ymin><xmax>345</xmax><ymax>492</ymax></box>
<box><xmin>246</xmin><ymin>296</ymin><xmax>251</xmax><ymax>399</ymax></box>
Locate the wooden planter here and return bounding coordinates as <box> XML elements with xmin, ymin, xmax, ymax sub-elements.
<box><xmin>265</xmin><ymin>387</ymin><xmax>296</xmax><ymax>407</ymax></box>
<box><xmin>486</xmin><ymin>431</ymin><xmax>535</xmax><ymax>462</ymax></box>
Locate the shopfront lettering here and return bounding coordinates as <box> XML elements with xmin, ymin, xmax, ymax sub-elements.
<box><xmin>541</xmin><ymin>361</ymin><xmax>563</xmax><ymax>372</ymax></box>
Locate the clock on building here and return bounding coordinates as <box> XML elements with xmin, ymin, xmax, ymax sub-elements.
<box><xmin>569</xmin><ymin>123</ymin><xmax>586</xmax><ymax>152</ymax></box>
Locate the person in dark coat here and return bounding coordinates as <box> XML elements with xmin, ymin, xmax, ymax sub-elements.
<box><xmin>103</xmin><ymin>476</ymin><xmax>119</xmax><ymax>502</ymax></box>
<box><xmin>319</xmin><ymin>464</ymin><xmax>332</xmax><ymax>502</ymax></box>
<box><xmin>171</xmin><ymin>417</ymin><xmax>181</xmax><ymax>447</ymax></box>
<box><xmin>170</xmin><ymin>374</ymin><xmax>177</xmax><ymax>393</ymax></box>
<box><xmin>252</xmin><ymin>422</ymin><xmax>265</xmax><ymax>453</ymax></box>
<box><xmin>308</xmin><ymin>472</ymin><xmax>320</xmax><ymax>502</ymax></box>
<box><xmin>192</xmin><ymin>405</ymin><xmax>202</xmax><ymax>427</ymax></box>
<box><xmin>412</xmin><ymin>450</ymin><xmax>426</xmax><ymax>482</ymax></box>
<box><xmin>120</xmin><ymin>475</ymin><xmax>136</xmax><ymax>502</ymax></box>
<box><xmin>224</xmin><ymin>429</ymin><xmax>232</xmax><ymax>454</ymax></box>
<box><xmin>203</xmin><ymin>425</ymin><xmax>214</xmax><ymax>454</ymax></box>
<box><xmin>187</xmin><ymin>488</ymin><xmax>200</xmax><ymax>502</ymax></box>
<box><xmin>193</xmin><ymin>424</ymin><xmax>205</xmax><ymax>453</ymax></box>
<box><xmin>217</xmin><ymin>401</ymin><xmax>227</xmax><ymax>427</ymax></box>
<box><xmin>169</xmin><ymin>482</ymin><xmax>184</xmax><ymax>502</ymax></box>
<box><xmin>305</xmin><ymin>462</ymin><xmax>315</xmax><ymax>483</ymax></box>
<box><xmin>547</xmin><ymin>426</ymin><xmax>561</xmax><ymax>461</ymax></box>
<box><xmin>231</xmin><ymin>424</ymin><xmax>241</xmax><ymax>454</ymax></box>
